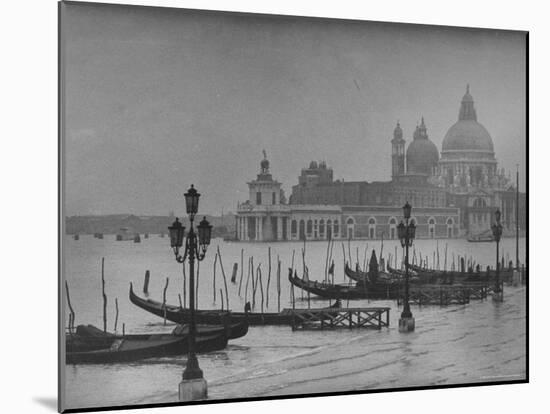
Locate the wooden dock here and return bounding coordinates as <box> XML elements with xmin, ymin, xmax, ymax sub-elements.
<box><xmin>397</xmin><ymin>281</ymin><xmax>504</xmax><ymax>306</ymax></box>
<box><xmin>290</xmin><ymin>307</ymin><xmax>390</xmax><ymax>331</ymax></box>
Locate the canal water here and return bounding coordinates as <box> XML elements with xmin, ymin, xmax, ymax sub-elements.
<box><xmin>63</xmin><ymin>236</ymin><xmax>527</xmax><ymax>410</ymax></box>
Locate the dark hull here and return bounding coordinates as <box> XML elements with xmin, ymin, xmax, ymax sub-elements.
<box><xmin>467</xmin><ymin>237</ymin><xmax>494</xmax><ymax>242</ymax></box>
<box><xmin>67</xmin><ymin>324</ymin><xmax>233</xmax><ymax>353</ymax></box>
<box><xmin>344</xmin><ymin>264</ymin><xmax>402</xmax><ymax>284</ymax></box>
<box><xmin>343</xmin><ymin>264</ymin><xmax>369</xmax><ymax>282</ymax></box>
<box><xmin>129</xmin><ymin>283</ymin><xmax>293</xmax><ymax>326</ymax></box>
<box><xmin>288</xmin><ymin>270</ymin><xmax>399</xmax><ymax>300</ymax></box>
<box><xmin>408</xmin><ymin>264</ymin><xmax>515</xmax><ymax>283</ymax></box>
<box><xmin>66</xmin><ymin>330</ymin><xmax>228</xmax><ymax>364</ymax></box>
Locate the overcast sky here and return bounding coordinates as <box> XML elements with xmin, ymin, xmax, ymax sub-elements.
<box><xmin>62</xmin><ymin>3</ymin><xmax>526</xmax><ymax>217</ymax></box>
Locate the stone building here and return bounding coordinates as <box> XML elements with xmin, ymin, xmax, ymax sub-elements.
<box><xmin>236</xmin><ymin>152</ymin><xmax>459</xmax><ymax>241</ymax></box>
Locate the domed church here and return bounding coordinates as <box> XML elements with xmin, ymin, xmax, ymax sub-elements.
<box><xmin>430</xmin><ymin>85</ymin><xmax>518</xmax><ymax>236</ymax></box>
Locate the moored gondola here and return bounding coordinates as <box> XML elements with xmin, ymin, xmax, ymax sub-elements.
<box><xmin>407</xmin><ymin>263</ymin><xmax>515</xmax><ymax>283</ymax></box>
<box><xmin>129</xmin><ymin>284</ymin><xmax>249</xmax><ymax>337</ymax></box>
<box><xmin>288</xmin><ymin>269</ymin><xmax>400</xmax><ymax>300</ymax></box>
<box><xmin>129</xmin><ymin>283</ymin><xmax>297</xmax><ymax>327</ymax></box>
<box><xmin>66</xmin><ymin>327</ymin><xmax>227</xmax><ymax>364</ymax></box>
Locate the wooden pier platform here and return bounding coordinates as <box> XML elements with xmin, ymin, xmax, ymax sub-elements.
<box><xmin>396</xmin><ymin>281</ymin><xmax>504</xmax><ymax>306</ymax></box>
<box><xmin>290</xmin><ymin>307</ymin><xmax>390</xmax><ymax>331</ymax></box>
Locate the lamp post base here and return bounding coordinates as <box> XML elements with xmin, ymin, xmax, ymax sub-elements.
<box><xmin>492</xmin><ymin>291</ymin><xmax>504</xmax><ymax>302</ymax></box>
<box><xmin>512</xmin><ymin>270</ymin><xmax>521</xmax><ymax>287</ymax></box>
<box><xmin>398</xmin><ymin>316</ymin><xmax>415</xmax><ymax>332</ymax></box>
<box><xmin>179</xmin><ymin>378</ymin><xmax>207</xmax><ymax>402</ymax></box>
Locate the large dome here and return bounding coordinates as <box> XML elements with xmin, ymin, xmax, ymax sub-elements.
<box><xmin>442</xmin><ymin>85</ymin><xmax>494</xmax><ymax>154</ymax></box>
<box><xmin>442</xmin><ymin>120</ymin><xmax>493</xmax><ymax>152</ymax></box>
<box><xmin>406</xmin><ymin>118</ymin><xmax>439</xmax><ymax>175</ymax></box>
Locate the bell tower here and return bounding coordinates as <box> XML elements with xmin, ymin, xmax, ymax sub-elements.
<box><xmin>391</xmin><ymin>121</ymin><xmax>405</xmax><ymax>179</ymax></box>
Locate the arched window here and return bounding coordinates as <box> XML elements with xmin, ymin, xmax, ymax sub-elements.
<box><xmin>306</xmin><ymin>220</ymin><xmax>313</xmax><ymax>238</ymax></box>
<box><xmin>327</xmin><ymin>219</ymin><xmax>332</xmax><ymax>239</ymax></box>
<box><xmin>446</xmin><ymin>217</ymin><xmax>454</xmax><ymax>238</ymax></box>
<box><xmin>389</xmin><ymin>217</ymin><xmax>397</xmax><ymax>239</ymax></box>
<box><xmin>368</xmin><ymin>217</ymin><xmax>376</xmax><ymax>239</ymax></box>
<box><xmin>334</xmin><ymin>219</ymin><xmax>340</xmax><ymax>238</ymax></box>
<box><xmin>428</xmin><ymin>217</ymin><xmax>436</xmax><ymax>239</ymax></box>
<box><xmin>319</xmin><ymin>219</ymin><xmax>325</xmax><ymax>239</ymax></box>
<box><xmin>346</xmin><ymin>217</ymin><xmax>355</xmax><ymax>240</ymax></box>
<box><xmin>291</xmin><ymin>220</ymin><xmax>297</xmax><ymax>239</ymax></box>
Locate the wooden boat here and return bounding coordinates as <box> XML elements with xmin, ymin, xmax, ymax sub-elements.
<box><xmin>343</xmin><ymin>263</ymin><xmax>369</xmax><ymax>282</ymax></box>
<box><xmin>116</xmin><ymin>227</ymin><xmax>134</xmax><ymax>241</ymax></box>
<box><xmin>407</xmin><ymin>263</ymin><xmax>515</xmax><ymax>284</ymax></box>
<box><xmin>129</xmin><ymin>284</ymin><xmax>249</xmax><ymax>337</ymax></box>
<box><xmin>129</xmin><ymin>283</ymin><xmax>338</xmax><ymax>326</ymax></box>
<box><xmin>67</xmin><ymin>324</ymin><xmax>232</xmax><ymax>353</ymax></box>
<box><xmin>66</xmin><ymin>325</ymin><xmax>227</xmax><ymax>364</ymax></box>
<box><xmin>288</xmin><ymin>269</ymin><xmax>399</xmax><ymax>300</ymax></box>
<box><xmin>344</xmin><ymin>263</ymin><xmax>406</xmax><ymax>284</ymax></box>
<box><xmin>467</xmin><ymin>230</ymin><xmax>494</xmax><ymax>243</ymax></box>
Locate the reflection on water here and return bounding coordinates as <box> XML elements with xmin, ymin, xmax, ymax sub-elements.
<box><xmin>63</xmin><ymin>236</ymin><xmax>526</xmax><ymax>410</ymax></box>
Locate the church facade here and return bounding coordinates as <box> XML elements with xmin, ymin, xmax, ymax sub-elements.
<box><xmin>235</xmin><ymin>86</ymin><xmax>524</xmax><ymax>241</ymax></box>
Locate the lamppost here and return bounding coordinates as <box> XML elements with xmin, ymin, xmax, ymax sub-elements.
<box><xmin>491</xmin><ymin>209</ymin><xmax>503</xmax><ymax>302</ymax></box>
<box><xmin>168</xmin><ymin>184</ymin><xmax>213</xmax><ymax>401</ymax></box>
<box><xmin>397</xmin><ymin>201</ymin><xmax>416</xmax><ymax>332</ymax></box>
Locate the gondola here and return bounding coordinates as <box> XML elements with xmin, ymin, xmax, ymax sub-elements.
<box><xmin>467</xmin><ymin>230</ymin><xmax>494</xmax><ymax>242</ymax></box>
<box><xmin>129</xmin><ymin>284</ymin><xmax>249</xmax><ymax>337</ymax></box>
<box><xmin>66</xmin><ymin>325</ymin><xmax>228</xmax><ymax>364</ymax></box>
<box><xmin>344</xmin><ymin>263</ymin><xmax>406</xmax><ymax>284</ymax></box>
<box><xmin>130</xmin><ymin>283</ymin><xmax>295</xmax><ymax>327</ymax></box>
<box><xmin>407</xmin><ymin>263</ymin><xmax>516</xmax><ymax>284</ymax></box>
<box><xmin>66</xmin><ymin>324</ymin><xmax>233</xmax><ymax>353</ymax></box>
<box><xmin>408</xmin><ymin>263</ymin><xmax>512</xmax><ymax>279</ymax></box>
<box><xmin>288</xmin><ymin>269</ymin><xmax>399</xmax><ymax>300</ymax></box>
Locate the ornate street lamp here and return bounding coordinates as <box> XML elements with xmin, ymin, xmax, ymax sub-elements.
<box><xmin>398</xmin><ymin>201</ymin><xmax>416</xmax><ymax>332</ymax></box>
<box><xmin>168</xmin><ymin>184</ymin><xmax>212</xmax><ymax>401</ymax></box>
<box><xmin>491</xmin><ymin>209</ymin><xmax>503</xmax><ymax>302</ymax></box>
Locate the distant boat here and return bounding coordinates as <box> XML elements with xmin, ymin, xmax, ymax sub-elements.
<box><xmin>115</xmin><ymin>227</ymin><xmax>134</xmax><ymax>241</ymax></box>
<box><xmin>467</xmin><ymin>230</ymin><xmax>494</xmax><ymax>243</ymax></box>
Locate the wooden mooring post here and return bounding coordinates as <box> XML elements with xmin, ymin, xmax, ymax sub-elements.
<box><xmin>290</xmin><ymin>307</ymin><xmax>390</xmax><ymax>331</ymax></box>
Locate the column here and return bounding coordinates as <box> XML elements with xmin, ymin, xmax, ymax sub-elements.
<box><xmin>287</xmin><ymin>217</ymin><xmax>291</xmax><ymax>241</ymax></box>
<box><xmin>243</xmin><ymin>217</ymin><xmax>248</xmax><ymax>241</ymax></box>
<box><xmin>277</xmin><ymin>217</ymin><xmax>283</xmax><ymax>240</ymax></box>
<box><xmin>258</xmin><ymin>216</ymin><xmax>263</xmax><ymax>241</ymax></box>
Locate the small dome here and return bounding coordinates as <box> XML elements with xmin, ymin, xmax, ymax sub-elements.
<box><xmin>407</xmin><ymin>139</ymin><xmax>439</xmax><ymax>175</ymax></box>
<box><xmin>261</xmin><ymin>158</ymin><xmax>270</xmax><ymax>169</ymax></box>
<box><xmin>406</xmin><ymin>117</ymin><xmax>439</xmax><ymax>175</ymax></box>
